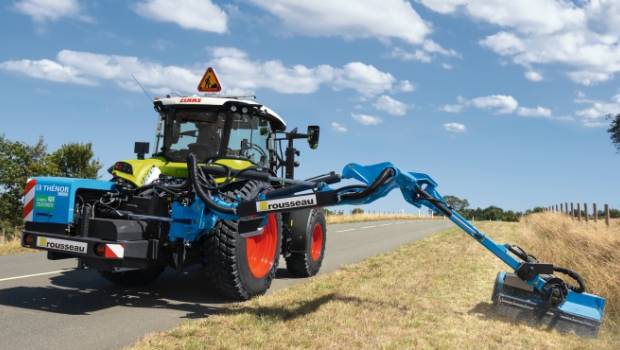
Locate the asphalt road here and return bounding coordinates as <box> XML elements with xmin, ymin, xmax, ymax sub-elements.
<box><xmin>0</xmin><ymin>220</ymin><xmax>452</xmax><ymax>350</ymax></box>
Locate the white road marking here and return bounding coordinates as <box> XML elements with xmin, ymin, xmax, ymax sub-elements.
<box><xmin>380</xmin><ymin>223</ymin><xmax>392</xmax><ymax>227</ymax></box>
<box><xmin>335</xmin><ymin>228</ymin><xmax>355</xmax><ymax>233</ymax></box>
<box><xmin>0</xmin><ymin>269</ymin><xmax>68</xmax><ymax>283</ymax></box>
<box><xmin>360</xmin><ymin>225</ymin><xmax>376</xmax><ymax>229</ymax></box>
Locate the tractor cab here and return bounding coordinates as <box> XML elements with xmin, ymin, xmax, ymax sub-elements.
<box><xmin>111</xmin><ymin>94</ymin><xmax>319</xmax><ymax>187</ymax></box>
<box><xmin>155</xmin><ymin>96</ymin><xmax>286</xmax><ymax>167</ymax></box>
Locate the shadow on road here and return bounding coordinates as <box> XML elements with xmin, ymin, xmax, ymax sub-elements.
<box><xmin>0</xmin><ymin>267</ymin><xmax>229</xmax><ymax>318</ymax></box>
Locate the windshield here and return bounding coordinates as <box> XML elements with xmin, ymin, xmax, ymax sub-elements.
<box><xmin>163</xmin><ymin>109</ymin><xmax>226</xmax><ymax>162</ymax></box>
<box><xmin>226</xmin><ymin>113</ymin><xmax>271</xmax><ymax>167</ymax></box>
<box><xmin>162</xmin><ymin>108</ymin><xmax>272</xmax><ymax>167</ymax></box>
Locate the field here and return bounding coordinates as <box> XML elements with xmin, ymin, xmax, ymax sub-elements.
<box><xmin>131</xmin><ymin>213</ymin><xmax>620</xmax><ymax>349</ymax></box>
<box><xmin>326</xmin><ymin>213</ymin><xmax>436</xmax><ymax>224</ymax></box>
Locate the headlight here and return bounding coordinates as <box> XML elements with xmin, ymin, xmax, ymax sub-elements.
<box><xmin>113</xmin><ymin>162</ymin><xmax>133</xmax><ymax>174</ymax></box>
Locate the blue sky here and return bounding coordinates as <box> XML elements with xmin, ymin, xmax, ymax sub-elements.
<box><xmin>1</xmin><ymin>0</ymin><xmax>619</xmax><ymax>212</ymax></box>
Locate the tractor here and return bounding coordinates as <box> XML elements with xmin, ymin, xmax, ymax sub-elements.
<box><xmin>22</xmin><ymin>92</ymin><xmax>326</xmax><ymax>300</ymax></box>
<box><xmin>20</xmin><ymin>69</ymin><xmax>606</xmax><ymax>335</ymax></box>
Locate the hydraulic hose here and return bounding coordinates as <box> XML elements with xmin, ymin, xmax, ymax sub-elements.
<box><xmin>508</xmin><ymin>244</ymin><xmax>586</xmax><ymax>293</ymax></box>
<box><xmin>339</xmin><ymin>167</ymin><xmax>395</xmax><ymax>201</ymax></box>
<box><xmin>553</xmin><ymin>266</ymin><xmax>586</xmax><ymax>293</ymax></box>
<box><xmin>187</xmin><ymin>153</ymin><xmax>236</xmax><ymax>214</ymax></box>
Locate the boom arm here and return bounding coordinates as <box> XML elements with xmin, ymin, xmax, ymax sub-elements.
<box><xmin>187</xmin><ymin>156</ymin><xmax>605</xmax><ymax>322</ymax></box>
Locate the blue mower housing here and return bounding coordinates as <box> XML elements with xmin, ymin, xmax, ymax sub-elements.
<box><xmin>492</xmin><ymin>272</ymin><xmax>605</xmax><ymax>336</ymax></box>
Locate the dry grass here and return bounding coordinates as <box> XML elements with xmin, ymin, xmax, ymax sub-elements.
<box><xmin>519</xmin><ymin>213</ymin><xmax>620</xmax><ymax>324</ymax></box>
<box><xmin>0</xmin><ymin>236</ymin><xmax>31</xmax><ymax>256</ymax></box>
<box><xmin>130</xmin><ymin>217</ymin><xmax>619</xmax><ymax>350</ymax></box>
<box><xmin>326</xmin><ymin>213</ymin><xmax>435</xmax><ymax>224</ymax></box>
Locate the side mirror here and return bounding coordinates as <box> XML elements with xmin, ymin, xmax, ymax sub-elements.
<box><xmin>134</xmin><ymin>142</ymin><xmax>150</xmax><ymax>160</ymax></box>
<box><xmin>307</xmin><ymin>125</ymin><xmax>320</xmax><ymax>149</ymax></box>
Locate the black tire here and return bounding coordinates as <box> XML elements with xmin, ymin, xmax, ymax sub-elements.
<box><xmin>98</xmin><ymin>265</ymin><xmax>166</xmax><ymax>287</ymax></box>
<box><xmin>285</xmin><ymin>208</ymin><xmax>327</xmax><ymax>277</ymax></box>
<box><xmin>203</xmin><ymin>180</ymin><xmax>282</xmax><ymax>300</ymax></box>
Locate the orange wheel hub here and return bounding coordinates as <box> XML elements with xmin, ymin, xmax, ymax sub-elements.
<box><xmin>310</xmin><ymin>223</ymin><xmax>324</xmax><ymax>262</ymax></box>
<box><xmin>246</xmin><ymin>214</ymin><xmax>278</xmax><ymax>278</ymax></box>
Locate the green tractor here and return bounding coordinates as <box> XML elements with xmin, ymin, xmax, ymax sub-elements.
<box><xmin>22</xmin><ymin>93</ymin><xmax>326</xmax><ymax>300</ymax></box>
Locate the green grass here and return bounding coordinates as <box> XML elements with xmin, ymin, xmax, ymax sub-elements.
<box><xmin>130</xmin><ymin>220</ymin><xmax>619</xmax><ymax>350</ymax></box>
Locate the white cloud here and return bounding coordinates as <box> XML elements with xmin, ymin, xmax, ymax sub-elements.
<box><xmin>0</xmin><ymin>58</ymin><xmax>95</xmax><ymax>85</ymax></box>
<box><xmin>524</xmin><ymin>70</ymin><xmax>543</xmax><ymax>82</ymax></box>
<box><xmin>373</xmin><ymin>95</ymin><xmax>407</xmax><ymax>116</ymax></box>
<box><xmin>249</xmin><ymin>0</ymin><xmax>431</xmax><ymax>44</ymax></box>
<box><xmin>352</xmin><ymin>113</ymin><xmax>382</xmax><ymax>126</ymax></box>
<box><xmin>471</xmin><ymin>95</ymin><xmax>518</xmax><ymax>114</ymax></box>
<box><xmin>390</xmin><ymin>48</ymin><xmax>432</xmax><ymax>63</ymax></box>
<box><xmin>440</xmin><ymin>94</ymin><xmax>555</xmax><ymax>119</ymax></box>
<box><xmin>443</xmin><ymin>122</ymin><xmax>466</xmax><ymax>133</ymax></box>
<box><xmin>417</xmin><ymin>0</ymin><xmax>466</xmax><ymax>14</ymax></box>
<box><xmin>0</xmin><ymin>48</ymin><xmax>400</xmax><ymax>97</ymax></box>
<box><xmin>421</xmin><ymin>1</ymin><xmax>620</xmax><ymax>85</ymax></box>
<box><xmin>134</xmin><ymin>0</ymin><xmax>227</xmax><ymax>33</ymax></box>
<box><xmin>398</xmin><ymin>80</ymin><xmax>416</xmax><ymax>92</ymax></box>
<box><xmin>331</xmin><ymin>122</ymin><xmax>348</xmax><ymax>133</ymax></box>
<box><xmin>516</xmin><ymin>106</ymin><xmax>552</xmax><ymax>118</ymax></box>
<box><xmin>331</xmin><ymin>62</ymin><xmax>396</xmax><ymax>96</ymax></box>
<box><xmin>390</xmin><ymin>40</ymin><xmax>460</xmax><ymax>64</ymax></box>
<box><xmin>14</xmin><ymin>0</ymin><xmax>88</xmax><ymax>22</ymax></box>
<box><xmin>575</xmin><ymin>93</ymin><xmax>620</xmax><ymax>127</ymax></box>
<box><xmin>440</xmin><ymin>104</ymin><xmax>463</xmax><ymax>113</ymax></box>
<box><xmin>442</xmin><ymin>63</ymin><xmax>453</xmax><ymax>70</ymax></box>
<box><xmin>479</xmin><ymin>32</ymin><xmax>525</xmax><ymax>56</ymax></box>
<box><xmin>421</xmin><ymin>0</ymin><xmax>584</xmax><ymax>35</ymax></box>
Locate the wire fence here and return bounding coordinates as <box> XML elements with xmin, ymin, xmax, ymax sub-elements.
<box><xmin>543</xmin><ymin>202</ymin><xmax>616</xmax><ymax>227</ymax></box>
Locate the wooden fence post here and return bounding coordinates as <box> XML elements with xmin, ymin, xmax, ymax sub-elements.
<box><xmin>593</xmin><ymin>203</ymin><xmax>598</xmax><ymax>222</ymax></box>
<box><xmin>605</xmin><ymin>204</ymin><xmax>610</xmax><ymax>227</ymax></box>
<box><xmin>570</xmin><ymin>203</ymin><xmax>574</xmax><ymax>218</ymax></box>
<box><xmin>565</xmin><ymin>202</ymin><xmax>569</xmax><ymax>214</ymax></box>
<box><xmin>577</xmin><ymin>203</ymin><xmax>581</xmax><ymax>221</ymax></box>
<box><xmin>584</xmin><ymin>202</ymin><xmax>588</xmax><ymax>222</ymax></box>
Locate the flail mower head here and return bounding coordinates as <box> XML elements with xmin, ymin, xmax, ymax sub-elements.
<box><xmin>492</xmin><ymin>271</ymin><xmax>605</xmax><ymax>336</ymax></box>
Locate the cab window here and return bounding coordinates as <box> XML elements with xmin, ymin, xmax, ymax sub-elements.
<box><xmin>226</xmin><ymin>113</ymin><xmax>271</xmax><ymax>167</ymax></box>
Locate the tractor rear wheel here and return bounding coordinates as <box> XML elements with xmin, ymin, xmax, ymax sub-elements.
<box><xmin>98</xmin><ymin>265</ymin><xmax>166</xmax><ymax>287</ymax></box>
<box><xmin>285</xmin><ymin>208</ymin><xmax>327</xmax><ymax>277</ymax></box>
<box><xmin>203</xmin><ymin>180</ymin><xmax>282</xmax><ymax>300</ymax></box>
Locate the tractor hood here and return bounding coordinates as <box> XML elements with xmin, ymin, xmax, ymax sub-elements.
<box><xmin>111</xmin><ymin>157</ymin><xmax>256</xmax><ymax>187</ymax></box>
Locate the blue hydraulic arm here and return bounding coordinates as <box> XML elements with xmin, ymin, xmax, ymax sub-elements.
<box><xmin>338</xmin><ymin>163</ymin><xmax>538</xmax><ymax>287</ymax></box>
<box><xmin>188</xmin><ymin>156</ymin><xmax>605</xmax><ymax>326</ymax></box>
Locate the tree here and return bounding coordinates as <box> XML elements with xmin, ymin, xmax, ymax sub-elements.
<box><xmin>48</xmin><ymin>143</ymin><xmax>101</xmax><ymax>178</ymax></box>
<box><xmin>351</xmin><ymin>208</ymin><xmax>364</xmax><ymax>215</ymax></box>
<box><xmin>0</xmin><ymin>136</ymin><xmax>101</xmax><ymax>231</ymax></box>
<box><xmin>482</xmin><ymin>206</ymin><xmax>504</xmax><ymax>221</ymax></box>
<box><xmin>609</xmin><ymin>114</ymin><xmax>620</xmax><ymax>152</ymax></box>
<box><xmin>0</xmin><ymin>136</ymin><xmax>56</xmax><ymax>229</ymax></box>
<box><xmin>443</xmin><ymin>195</ymin><xmax>469</xmax><ymax>211</ymax></box>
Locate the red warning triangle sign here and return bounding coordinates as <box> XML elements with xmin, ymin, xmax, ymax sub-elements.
<box><xmin>197</xmin><ymin>67</ymin><xmax>222</xmax><ymax>92</ymax></box>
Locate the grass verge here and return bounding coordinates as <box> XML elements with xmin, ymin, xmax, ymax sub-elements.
<box><xmin>0</xmin><ymin>237</ymin><xmax>31</xmax><ymax>256</ymax></box>
<box><xmin>326</xmin><ymin>213</ymin><xmax>436</xmax><ymax>224</ymax></box>
<box><xmin>131</xmin><ymin>215</ymin><xmax>619</xmax><ymax>349</ymax></box>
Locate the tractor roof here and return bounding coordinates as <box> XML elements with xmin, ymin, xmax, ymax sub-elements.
<box><xmin>155</xmin><ymin>96</ymin><xmax>286</xmax><ymax>131</ymax></box>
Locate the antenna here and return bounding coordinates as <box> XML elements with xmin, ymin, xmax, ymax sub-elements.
<box><xmin>131</xmin><ymin>74</ymin><xmax>153</xmax><ymax>102</ymax></box>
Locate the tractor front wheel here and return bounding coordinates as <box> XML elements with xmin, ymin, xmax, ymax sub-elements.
<box><xmin>203</xmin><ymin>181</ymin><xmax>282</xmax><ymax>300</ymax></box>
